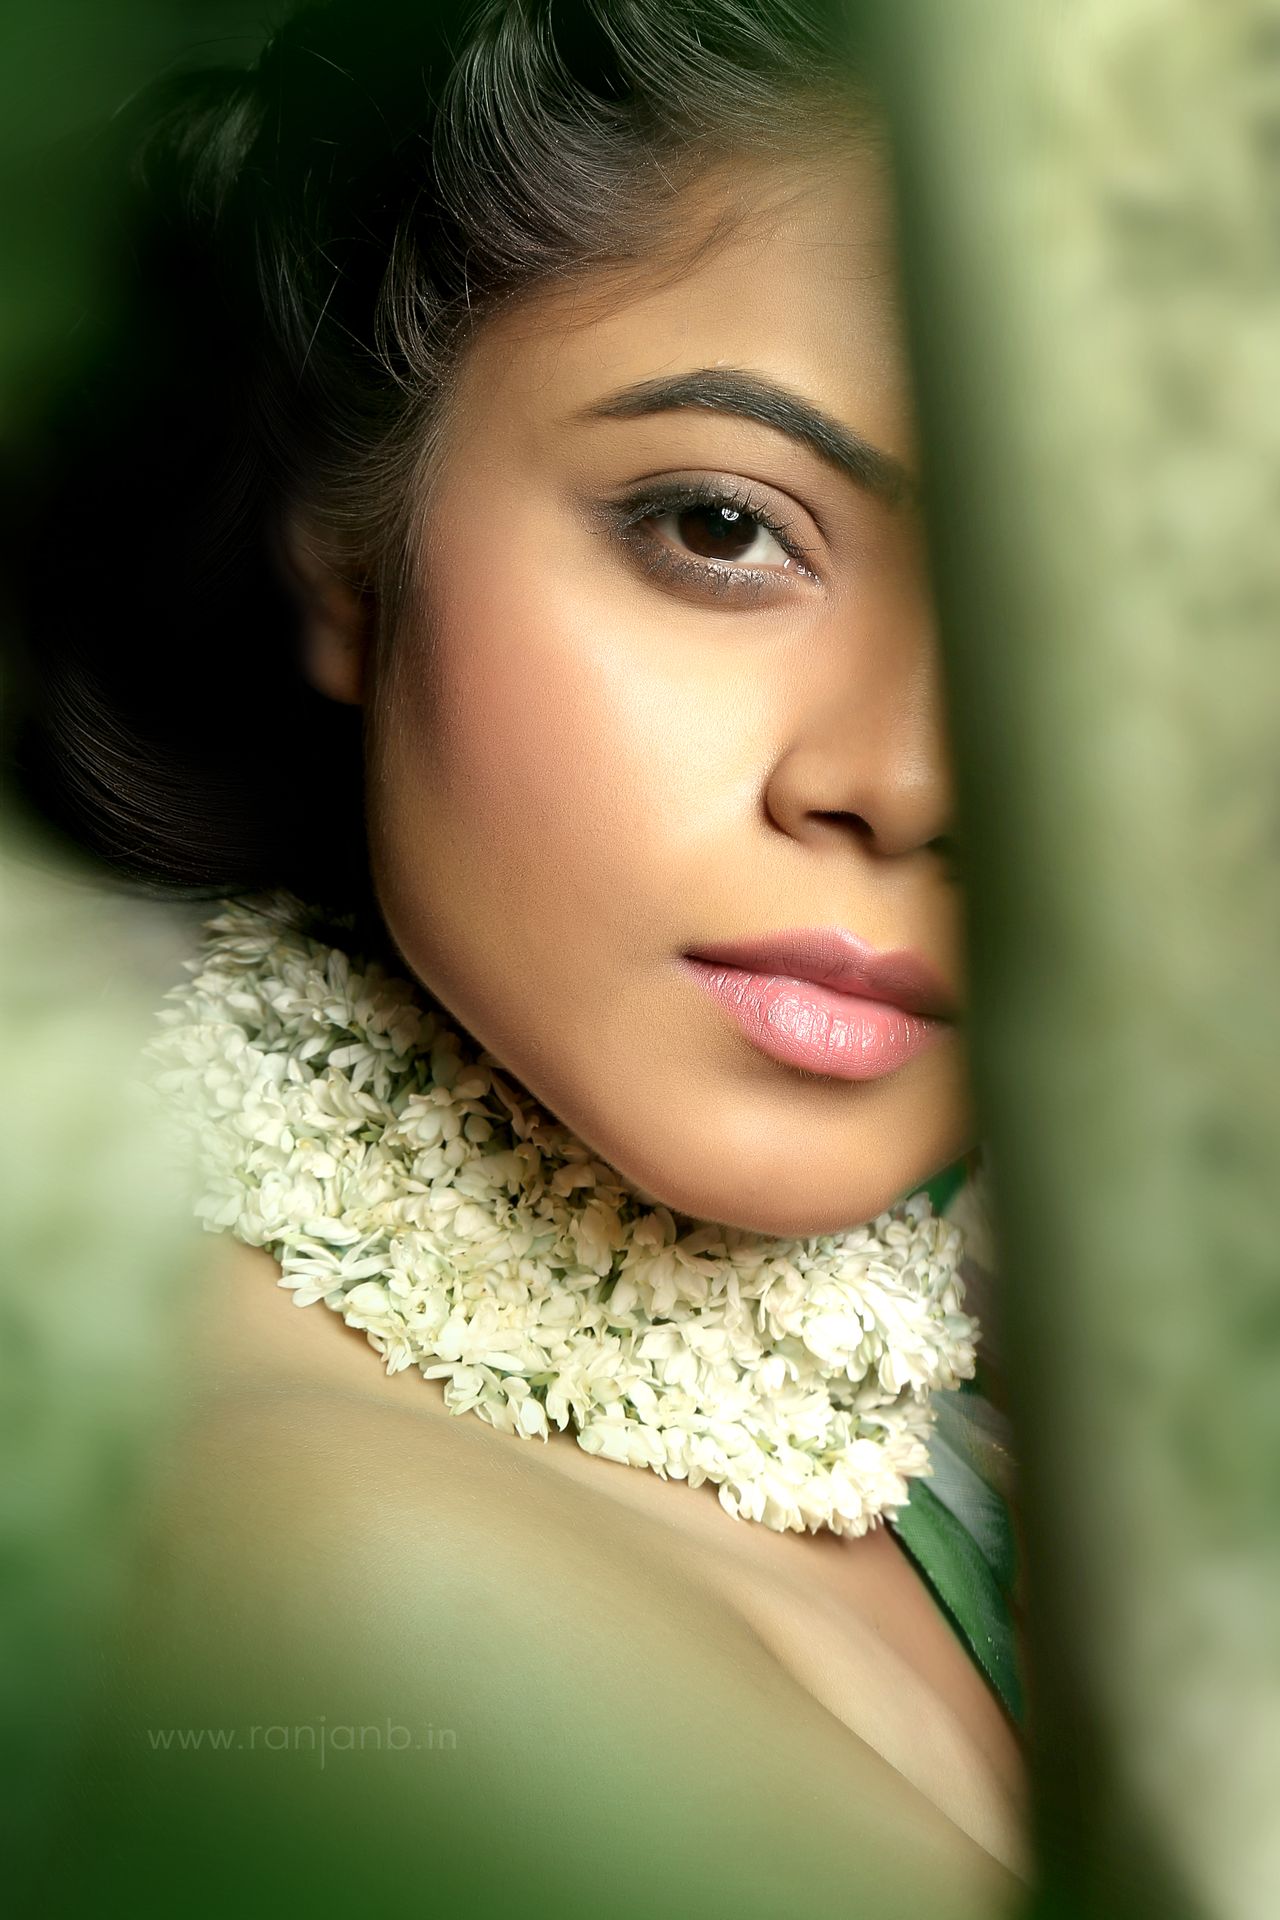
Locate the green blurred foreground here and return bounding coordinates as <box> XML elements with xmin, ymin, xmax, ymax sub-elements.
<box><xmin>4</xmin><ymin>2</ymin><xmax>1279</xmax><ymax>1915</ymax></box>
<box><xmin>877</xmin><ymin>3</ymin><xmax>1280</xmax><ymax>1915</ymax></box>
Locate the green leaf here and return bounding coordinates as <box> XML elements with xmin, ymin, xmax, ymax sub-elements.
<box><xmin>890</xmin><ymin>1479</ymin><xmax>1025</xmax><ymax>1727</ymax></box>
<box><xmin>919</xmin><ymin>1159</ymin><xmax>967</xmax><ymax>1215</ymax></box>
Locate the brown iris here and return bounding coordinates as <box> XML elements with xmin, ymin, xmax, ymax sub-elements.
<box><xmin>674</xmin><ymin>503</ymin><xmax>759</xmax><ymax>562</ymax></box>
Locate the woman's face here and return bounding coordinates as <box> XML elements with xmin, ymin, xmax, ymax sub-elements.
<box><xmin>353</xmin><ymin>145</ymin><xmax>974</xmax><ymax>1237</ymax></box>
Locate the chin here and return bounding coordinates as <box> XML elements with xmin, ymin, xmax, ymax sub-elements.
<box><xmin>539</xmin><ymin>1075</ymin><xmax>962</xmax><ymax>1243</ymax></box>
<box><xmin>683</xmin><ymin>1189</ymin><xmax>914</xmax><ymax>1240</ymax></box>
<box><xmin>598</xmin><ymin>1142</ymin><xmax>919</xmax><ymax>1241</ymax></box>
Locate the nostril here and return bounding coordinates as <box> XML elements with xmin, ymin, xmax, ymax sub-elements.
<box><xmin>813</xmin><ymin>810</ymin><xmax>875</xmax><ymax>841</ymax></box>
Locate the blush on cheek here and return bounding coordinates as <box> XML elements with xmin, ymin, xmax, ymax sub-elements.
<box><xmin>423</xmin><ymin>513</ymin><xmax>593</xmax><ymax>782</ymax></box>
<box><xmin>418</xmin><ymin>552</ymin><xmax>692</xmax><ymax>879</ymax></box>
<box><xmin>435</xmin><ymin>625</ymin><xmax>598</xmax><ymax>849</ymax></box>
<box><xmin>376</xmin><ymin>573</ymin><xmax>623</xmax><ymax>963</ymax></box>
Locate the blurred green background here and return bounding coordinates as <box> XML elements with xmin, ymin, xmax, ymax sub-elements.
<box><xmin>0</xmin><ymin>1</ymin><xmax>267</xmax><ymax>437</ymax></box>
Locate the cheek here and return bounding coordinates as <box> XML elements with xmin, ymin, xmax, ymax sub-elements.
<box><xmin>383</xmin><ymin>508</ymin><xmax>766</xmax><ymax>935</ymax></box>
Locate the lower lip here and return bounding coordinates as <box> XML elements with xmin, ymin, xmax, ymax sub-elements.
<box><xmin>681</xmin><ymin>959</ymin><xmax>947</xmax><ymax>1081</ymax></box>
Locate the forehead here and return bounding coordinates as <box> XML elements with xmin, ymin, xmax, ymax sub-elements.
<box><xmin>441</xmin><ymin>147</ymin><xmax>917</xmax><ymax>470</ymax></box>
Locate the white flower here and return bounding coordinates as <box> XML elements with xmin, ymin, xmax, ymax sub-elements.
<box><xmin>142</xmin><ymin>891</ymin><xmax>980</xmax><ymax>1537</ymax></box>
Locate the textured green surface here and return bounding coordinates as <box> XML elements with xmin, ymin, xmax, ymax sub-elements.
<box><xmin>877</xmin><ymin>1</ymin><xmax>1280</xmax><ymax>1914</ymax></box>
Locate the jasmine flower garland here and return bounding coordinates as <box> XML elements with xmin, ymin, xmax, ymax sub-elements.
<box><xmin>144</xmin><ymin>893</ymin><xmax>979</xmax><ymax>1536</ymax></box>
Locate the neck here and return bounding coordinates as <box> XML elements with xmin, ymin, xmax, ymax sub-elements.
<box><xmin>145</xmin><ymin>889</ymin><xmax>986</xmax><ymax>1537</ymax></box>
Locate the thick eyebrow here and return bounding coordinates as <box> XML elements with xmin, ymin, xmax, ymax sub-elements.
<box><xmin>578</xmin><ymin>367</ymin><xmax>918</xmax><ymax>510</ymax></box>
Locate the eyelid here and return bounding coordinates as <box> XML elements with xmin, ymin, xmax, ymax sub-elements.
<box><xmin>600</xmin><ymin>473</ymin><xmax>825</xmax><ymax>593</ymax></box>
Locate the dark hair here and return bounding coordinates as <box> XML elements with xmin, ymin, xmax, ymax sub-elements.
<box><xmin>2</xmin><ymin>0</ymin><xmax>871</xmax><ymax>918</ymax></box>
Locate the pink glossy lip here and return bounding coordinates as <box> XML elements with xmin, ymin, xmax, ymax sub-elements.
<box><xmin>680</xmin><ymin>927</ymin><xmax>958</xmax><ymax>1082</ymax></box>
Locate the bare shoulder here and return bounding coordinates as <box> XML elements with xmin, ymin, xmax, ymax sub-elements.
<box><xmin>86</xmin><ymin>1237</ymin><xmax>1024</xmax><ymax>1919</ymax></box>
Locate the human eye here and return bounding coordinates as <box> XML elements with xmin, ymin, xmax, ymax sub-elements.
<box><xmin>601</xmin><ymin>477</ymin><xmax>822</xmax><ymax>600</ymax></box>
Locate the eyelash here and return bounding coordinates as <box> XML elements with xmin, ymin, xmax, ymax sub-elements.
<box><xmin>607</xmin><ymin>480</ymin><xmax>821</xmax><ymax>599</ymax></box>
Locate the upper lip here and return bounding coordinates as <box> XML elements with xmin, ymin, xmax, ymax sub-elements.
<box><xmin>683</xmin><ymin>926</ymin><xmax>960</xmax><ymax>1022</ymax></box>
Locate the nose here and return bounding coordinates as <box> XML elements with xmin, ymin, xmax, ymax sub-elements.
<box><xmin>761</xmin><ymin>606</ymin><xmax>958</xmax><ymax>865</ymax></box>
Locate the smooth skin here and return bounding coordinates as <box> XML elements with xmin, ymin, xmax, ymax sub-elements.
<box><xmin>53</xmin><ymin>145</ymin><xmax>1029</xmax><ymax>1917</ymax></box>
<box><xmin>56</xmin><ymin>1229</ymin><xmax>1027</xmax><ymax>1919</ymax></box>
<box><xmin>294</xmin><ymin>142</ymin><xmax>974</xmax><ymax>1237</ymax></box>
